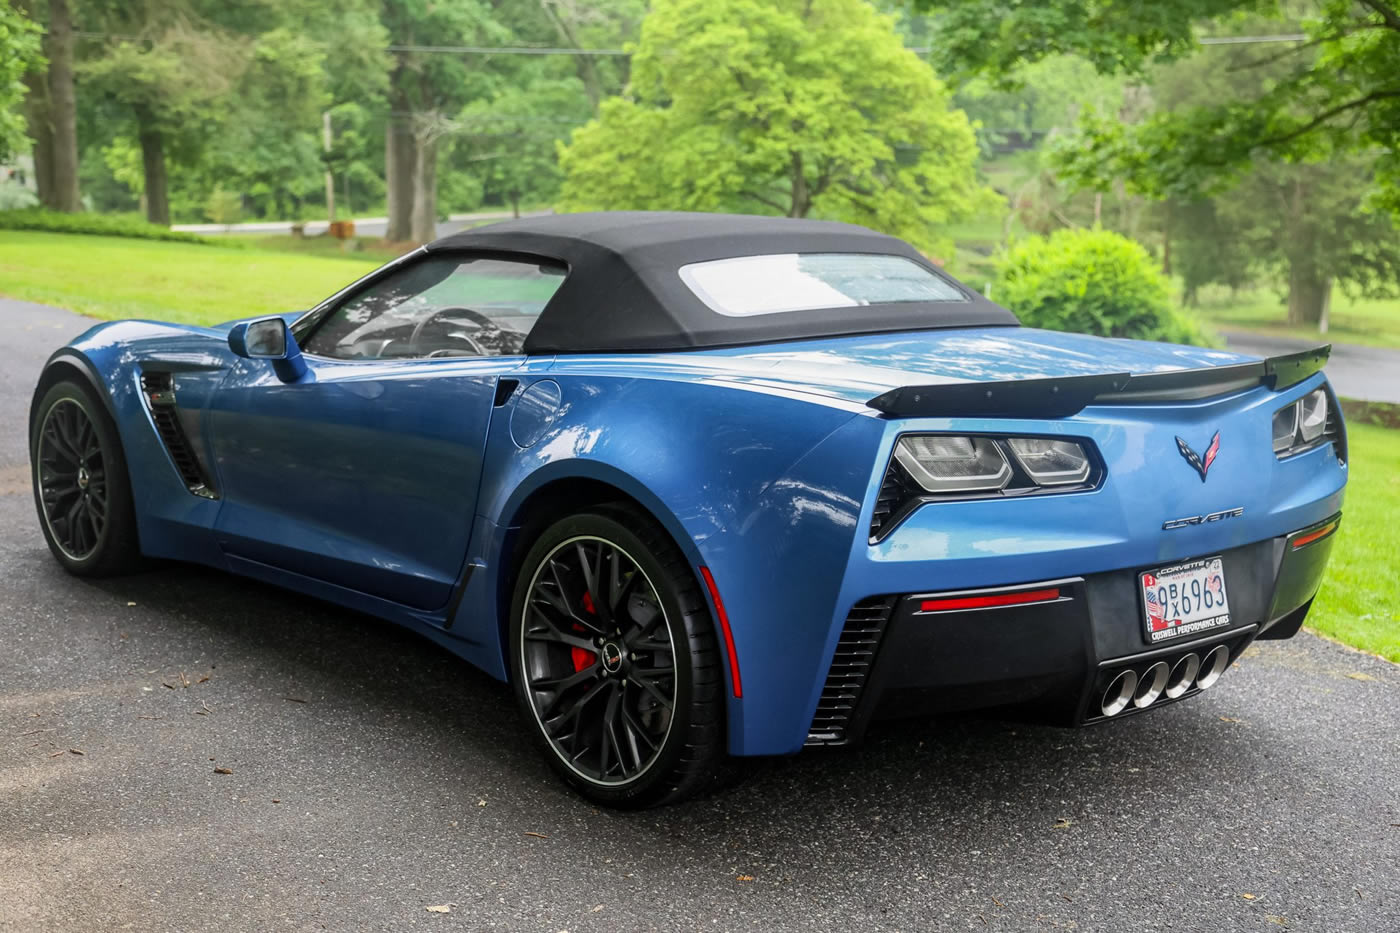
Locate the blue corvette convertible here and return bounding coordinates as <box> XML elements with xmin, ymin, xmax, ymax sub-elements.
<box><xmin>29</xmin><ymin>212</ymin><xmax>1345</xmax><ymax>806</ymax></box>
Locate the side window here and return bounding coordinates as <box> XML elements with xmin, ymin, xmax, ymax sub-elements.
<box><xmin>301</xmin><ymin>254</ymin><xmax>567</xmax><ymax>360</ymax></box>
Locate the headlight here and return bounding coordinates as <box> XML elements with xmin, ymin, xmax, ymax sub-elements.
<box><xmin>894</xmin><ymin>435</ymin><xmax>1011</xmax><ymax>493</ymax></box>
<box><xmin>1273</xmin><ymin>388</ymin><xmax>1331</xmax><ymax>456</ymax></box>
<box><xmin>1005</xmin><ymin>438</ymin><xmax>1092</xmax><ymax>485</ymax></box>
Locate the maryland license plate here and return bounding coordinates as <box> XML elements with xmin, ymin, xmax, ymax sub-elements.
<box><xmin>1140</xmin><ymin>557</ymin><xmax>1231</xmax><ymax>643</ymax></box>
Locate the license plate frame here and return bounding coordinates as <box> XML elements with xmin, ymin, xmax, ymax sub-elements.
<box><xmin>1139</xmin><ymin>557</ymin><xmax>1231</xmax><ymax>644</ymax></box>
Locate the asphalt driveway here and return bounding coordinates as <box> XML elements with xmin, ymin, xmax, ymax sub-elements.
<box><xmin>1</xmin><ymin>299</ymin><xmax>1397</xmax><ymax>931</ymax></box>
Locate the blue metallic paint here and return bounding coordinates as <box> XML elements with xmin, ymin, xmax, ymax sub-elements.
<box><xmin>38</xmin><ymin>319</ymin><xmax>1346</xmax><ymax>758</ymax></box>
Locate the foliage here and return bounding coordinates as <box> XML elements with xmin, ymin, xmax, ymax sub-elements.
<box><xmin>952</xmin><ymin>54</ymin><xmax>1127</xmax><ymax>157</ymax></box>
<box><xmin>0</xmin><ymin>0</ymin><xmax>43</xmax><ymax>159</ymax></box>
<box><xmin>558</xmin><ymin>0</ymin><xmax>996</xmax><ymax>257</ymax></box>
<box><xmin>204</xmin><ymin>187</ymin><xmax>242</xmax><ymax>226</ymax></box>
<box><xmin>994</xmin><ymin>228</ymin><xmax>1214</xmax><ymax>345</ymax></box>
<box><xmin>924</xmin><ymin>0</ymin><xmax>1400</xmax><ymax>218</ymax></box>
<box><xmin>0</xmin><ymin>206</ymin><xmax>223</xmax><ymax>242</ymax></box>
<box><xmin>1306</xmin><ymin>422</ymin><xmax>1400</xmax><ymax>663</ymax></box>
<box><xmin>0</xmin><ymin>229</ymin><xmax>375</xmax><ymax>324</ymax></box>
<box><xmin>457</xmin><ymin>78</ymin><xmax>590</xmax><ymax>215</ymax></box>
<box><xmin>1052</xmin><ymin>26</ymin><xmax>1400</xmax><ymax>326</ymax></box>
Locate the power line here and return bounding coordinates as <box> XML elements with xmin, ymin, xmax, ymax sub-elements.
<box><xmin>63</xmin><ymin>31</ymin><xmax>1311</xmax><ymax>56</ymax></box>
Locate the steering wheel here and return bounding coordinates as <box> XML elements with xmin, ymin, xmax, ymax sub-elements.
<box><xmin>409</xmin><ymin>306</ymin><xmax>502</xmax><ymax>357</ymax></box>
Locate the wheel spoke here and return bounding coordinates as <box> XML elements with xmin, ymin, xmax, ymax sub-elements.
<box><xmin>630</xmin><ymin>671</ymin><xmax>675</xmax><ymax>711</ymax></box>
<box><xmin>544</xmin><ymin>558</ymin><xmax>608</xmax><ymax>635</ymax></box>
<box><xmin>540</xmin><ymin>676</ymin><xmax>610</xmax><ymax>737</ymax></box>
<box><xmin>525</xmin><ymin>603</ymin><xmax>600</xmax><ymax>653</ymax></box>
<box><xmin>575</xmin><ymin>541</ymin><xmax>615</xmax><ymax>628</ymax></box>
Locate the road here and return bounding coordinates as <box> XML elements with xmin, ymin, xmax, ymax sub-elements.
<box><xmin>1</xmin><ymin>299</ymin><xmax>1398</xmax><ymax>932</ymax></box>
<box><xmin>1224</xmin><ymin>331</ymin><xmax>1400</xmax><ymax>404</ymax></box>
<box><xmin>173</xmin><ymin>209</ymin><xmax>549</xmax><ymax>240</ymax></box>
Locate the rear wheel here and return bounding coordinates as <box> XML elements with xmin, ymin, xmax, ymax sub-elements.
<box><xmin>30</xmin><ymin>379</ymin><xmax>142</xmax><ymax>576</ymax></box>
<box><xmin>508</xmin><ymin>505</ymin><xmax>726</xmax><ymax>808</ymax></box>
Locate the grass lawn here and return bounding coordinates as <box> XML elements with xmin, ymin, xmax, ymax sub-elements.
<box><xmin>1191</xmin><ymin>285</ymin><xmax>1400</xmax><ymax>349</ymax></box>
<box><xmin>1305</xmin><ymin>422</ymin><xmax>1400</xmax><ymax>662</ymax></box>
<box><xmin>0</xmin><ymin>230</ymin><xmax>381</xmax><ymax>327</ymax></box>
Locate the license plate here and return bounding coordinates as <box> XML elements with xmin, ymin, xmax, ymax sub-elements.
<box><xmin>1140</xmin><ymin>557</ymin><xmax>1231</xmax><ymax>643</ymax></box>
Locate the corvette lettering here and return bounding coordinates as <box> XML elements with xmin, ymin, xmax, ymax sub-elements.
<box><xmin>1162</xmin><ymin>507</ymin><xmax>1244</xmax><ymax>530</ymax></box>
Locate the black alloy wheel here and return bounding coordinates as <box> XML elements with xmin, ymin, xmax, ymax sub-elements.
<box><xmin>30</xmin><ymin>380</ymin><xmax>142</xmax><ymax>576</ymax></box>
<box><xmin>510</xmin><ymin>506</ymin><xmax>726</xmax><ymax>808</ymax></box>
<box><xmin>36</xmin><ymin>398</ymin><xmax>107</xmax><ymax>560</ymax></box>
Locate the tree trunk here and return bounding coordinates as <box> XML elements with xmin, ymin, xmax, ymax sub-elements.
<box><xmin>409</xmin><ymin>126</ymin><xmax>438</xmax><ymax>243</ymax></box>
<box><xmin>45</xmin><ymin>0</ymin><xmax>80</xmax><ymax>211</ymax></box>
<box><xmin>22</xmin><ymin>64</ymin><xmax>54</xmax><ymax>205</ymax></box>
<box><xmin>384</xmin><ymin>110</ymin><xmax>416</xmax><ymax>241</ymax></box>
<box><xmin>1287</xmin><ymin>265</ymin><xmax>1331</xmax><ymax>327</ymax></box>
<box><xmin>510</xmin><ymin>190</ymin><xmax>520</xmax><ymax>218</ymax></box>
<box><xmin>788</xmin><ymin>151</ymin><xmax>809</xmax><ymax>217</ymax></box>
<box><xmin>136</xmin><ymin>109</ymin><xmax>170</xmax><ymax>226</ymax></box>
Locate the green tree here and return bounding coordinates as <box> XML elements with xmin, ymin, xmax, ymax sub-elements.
<box><xmin>80</xmin><ymin>24</ymin><xmax>249</xmax><ymax>225</ymax></box>
<box><xmin>920</xmin><ymin>0</ymin><xmax>1400</xmax><ymax>218</ymax></box>
<box><xmin>1</xmin><ymin>0</ymin><xmax>43</xmax><ymax>160</ymax></box>
<box><xmin>458</xmin><ymin>78</ymin><xmax>588</xmax><ymax>216</ymax></box>
<box><xmin>1051</xmin><ymin>19</ymin><xmax>1400</xmax><ymax>327</ymax></box>
<box><xmin>558</xmin><ymin>0</ymin><xmax>995</xmax><ymax>257</ymax></box>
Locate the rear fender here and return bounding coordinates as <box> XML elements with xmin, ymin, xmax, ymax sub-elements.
<box><xmin>454</xmin><ymin>373</ymin><xmax>880</xmax><ymax>755</ymax></box>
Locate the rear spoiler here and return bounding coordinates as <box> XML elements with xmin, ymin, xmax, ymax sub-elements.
<box><xmin>865</xmin><ymin>345</ymin><xmax>1330</xmax><ymax>419</ymax></box>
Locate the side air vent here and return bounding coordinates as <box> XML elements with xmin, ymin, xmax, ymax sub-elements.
<box><xmin>805</xmin><ymin>596</ymin><xmax>896</xmax><ymax>746</ymax></box>
<box><xmin>140</xmin><ymin>372</ymin><xmax>218</xmax><ymax>499</ymax></box>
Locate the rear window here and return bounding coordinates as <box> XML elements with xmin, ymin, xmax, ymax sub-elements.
<box><xmin>678</xmin><ymin>252</ymin><xmax>965</xmax><ymax>317</ymax></box>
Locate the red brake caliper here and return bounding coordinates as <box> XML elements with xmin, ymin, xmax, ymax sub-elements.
<box><xmin>571</xmin><ymin>591</ymin><xmax>599</xmax><ymax>672</ymax></box>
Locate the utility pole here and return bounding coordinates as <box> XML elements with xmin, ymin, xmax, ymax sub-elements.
<box><xmin>322</xmin><ymin>111</ymin><xmax>336</xmax><ymax>223</ymax></box>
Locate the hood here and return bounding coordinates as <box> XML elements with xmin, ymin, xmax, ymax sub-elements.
<box><xmin>598</xmin><ymin>327</ymin><xmax>1258</xmax><ymax>408</ymax></box>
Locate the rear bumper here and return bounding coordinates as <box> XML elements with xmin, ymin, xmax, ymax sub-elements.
<box><xmin>806</xmin><ymin>513</ymin><xmax>1340</xmax><ymax>746</ymax></box>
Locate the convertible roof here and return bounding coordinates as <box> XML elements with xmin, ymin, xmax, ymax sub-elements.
<box><xmin>428</xmin><ymin>211</ymin><xmax>1019</xmax><ymax>353</ymax></box>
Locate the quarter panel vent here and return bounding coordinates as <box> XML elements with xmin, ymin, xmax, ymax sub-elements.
<box><xmin>806</xmin><ymin>595</ymin><xmax>896</xmax><ymax>745</ymax></box>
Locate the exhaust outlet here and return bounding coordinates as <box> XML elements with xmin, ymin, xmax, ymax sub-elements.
<box><xmin>1195</xmin><ymin>645</ymin><xmax>1231</xmax><ymax>691</ymax></box>
<box><xmin>1133</xmin><ymin>661</ymin><xmax>1170</xmax><ymax>709</ymax></box>
<box><xmin>1165</xmin><ymin>653</ymin><xmax>1201</xmax><ymax>699</ymax></box>
<box><xmin>1101</xmin><ymin>669</ymin><xmax>1138</xmax><ymax>717</ymax></box>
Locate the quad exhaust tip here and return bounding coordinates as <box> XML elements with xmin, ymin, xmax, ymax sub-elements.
<box><xmin>1165</xmin><ymin>653</ymin><xmax>1201</xmax><ymax>699</ymax></box>
<box><xmin>1101</xmin><ymin>669</ymin><xmax>1138</xmax><ymax>717</ymax></box>
<box><xmin>1133</xmin><ymin>661</ymin><xmax>1170</xmax><ymax>709</ymax></box>
<box><xmin>1196</xmin><ymin>645</ymin><xmax>1231</xmax><ymax>691</ymax></box>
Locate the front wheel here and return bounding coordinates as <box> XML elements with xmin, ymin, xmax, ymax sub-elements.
<box><xmin>30</xmin><ymin>379</ymin><xmax>143</xmax><ymax>576</ymax></box>
<box><xmin>508</xmin><ymin>506</ymin><xmax>727</xmax><ymax>808</ymax></box>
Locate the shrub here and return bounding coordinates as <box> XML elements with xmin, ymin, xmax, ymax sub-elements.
<box><xmin>0</xmin><ymin>208</ymin><xmax>225</xmax><ymax>245</ymax></box>
<box><xmin>204</xmin><ymin>188</ymin><xmax>243</xmax><ymax>227</ymax></box>
<box><xmin>993</xmin><ymin>228</ymin><xmax>1216</xmax><ymax>347</ymax></box>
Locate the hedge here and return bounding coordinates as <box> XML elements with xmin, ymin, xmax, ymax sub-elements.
<box><xmin>0</xmin><ymin>209</ymin><xmax>226</xmax><ymax>245</ymax></box>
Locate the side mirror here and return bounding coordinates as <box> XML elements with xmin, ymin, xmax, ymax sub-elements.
<box><xmin>228</xmin><ymin>317</ymin><xmax>307</xmax><ymax>381</ymax></box>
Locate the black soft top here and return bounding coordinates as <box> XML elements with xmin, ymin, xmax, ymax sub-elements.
<box><xmin>428</xmin><ymin>212</ymin><xmax>1019</xmax><ymax>353</ymax></box>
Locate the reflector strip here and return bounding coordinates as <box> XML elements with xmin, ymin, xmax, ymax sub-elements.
<box><xmin>1291</xmin><ymin>520</ymin><xmax>1339</xmax><ymax>550</ymax></box>
<box><xmin>919</xmin><ymin>587</ymin><xmax>1062</xmax><ymax>613</ymax></box>
<box><xmin>700</xmin><ymin>567</ymin><xmax>742</xmax><ymax>698</ymax></box>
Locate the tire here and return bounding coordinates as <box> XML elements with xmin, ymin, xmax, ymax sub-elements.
<box><xmin>29</xmin><ymin>379</ymin><xmax>143</xmax><ymax>577</ymax></box>
<box><xmin>508</xmin><ymin>504</ymin><xmax>727</xmax><ymax>808</ymax></box>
